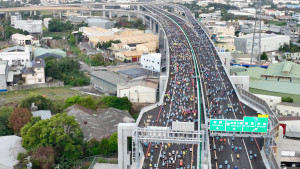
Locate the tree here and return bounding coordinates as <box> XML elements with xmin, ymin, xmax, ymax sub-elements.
<box><xmin>31</xmin><ymin>146</ymin><xmax>56</xmax><ymax>169</ymax></box>
<box><xmin>101</xmin><ymin>96</ymin><xmax>132</xmax><ymax>111</ymax></box>
<box><xmin>108</xmin><ymin>133</ymin><xmax>118</xmax><ymax>153</ymax></box>
<box><xmin>9</xmin><ymin>108</ymin><xmax>32</xmax><ymax>134</ymax></box>
<box><xmin>19</xmin><ymin>95</ymin><xmax>58</xmax><ymax>114</ymax></box>
<box><xmin>282</xmin><ymin>97</ymin><xmax>293</xmax><ymax>103</ymax></box>
<box><xmin>21</xmin><ymin>113</ymin><xmax>83</xmax><ymax>160</ymax></box>
<box><xmin>69</xmin><ymin>34</ymin><xmax>76</xmax><ymax>46</ymax></box>
<box><xmin>48</xmin><ymin>19</ymin><xmax>73</xmax><ymax>32</ymax></box>
<box><xmin>28</xmin><ymin>0</ymin><xmax>40</xmax><ymax>4</ymax></box>
<box><xmin>261</xmin><ymin>52</ymin><xmax>268</xmax><ymax>61</ymax></box>
<box><xmin>91</xmin><ymin>54</ymin><xmax>105</xmax><ymax>66</ymax></box>
<box><xmin>0</xmin><ymin>107</ymin><xmax>14</xmax><ymax>136</ymax></box>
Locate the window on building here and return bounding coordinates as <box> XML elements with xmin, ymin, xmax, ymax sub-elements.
<box><xmin>270</xmin><ymin>100</ymin><xmax>273</xmax><ymax>102</ymax></box>
<box><xmin>152</xmin><ymin>61</ymin><xmax>154</xmax><ymax>63</ymax></box>
<box><xmin>38</xmin><ymin>79</ymin><xmax>42</xmax><ymax>82</ymax></box>
<box><xmin>135</xmin><ymin>90</ymin><xmax>138</xmax><ymax>93</ymax></box>
<box><xmin>291</xmin><ymin>111</ymin><xmax>295</xmax><ymax>114</ymax></box>
<box><xmin>37</xmin><ymin>68</ymin><xmax>41</xmax><ymax>70</ymax></box>
<box><xmin>26</xmin><ymin>59</ymin><xmax>28</xmax><ymax>62</ymax></box>
<box><xmin>157</xmin><ymin>62</ymin><xmax>159</xmax><ymax>64</ymax></box>
<box><xmin>22</xmin><ymin>59</ymin><xmax>24</xmax><ymax>62</ymax></box>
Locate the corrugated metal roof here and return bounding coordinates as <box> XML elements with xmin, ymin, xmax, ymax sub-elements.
<box><xmin>263</xmin><ymin>61</ymin><xmax>300</xmax><ymax>78</ymax></box>
<box><xmin>32</xmin><ymin>110</ymin><xmax>52</xmax><ymax>120</ymax></box>
<box><xmin>33</xmin><ymin>48</ymin><xmax>66</xmax><ymax>58</ymax></box>
<box><xmin>236</xmin><ymin>67</ymin><xmax>266</xmax><ymax>79</ymax></box>
<box><xmin>90</xmin><ymin>71</ymin><xmax>131</xmax><ymax>85</ymax></box>
<box><xmin>250</xmin><ymin>80</ymin><xmax>300</xmax><ymax>95</ymax></box>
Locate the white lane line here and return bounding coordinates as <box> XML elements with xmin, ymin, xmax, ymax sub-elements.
<box><xmin>242</xmin><ymin>139</ymin><xmax>254</xmax><ymax>169</ymax></box>
<box><xmin>231</xmin><ymin>154</ymin><xmax>233</xmax><ymax>162</ymax></box>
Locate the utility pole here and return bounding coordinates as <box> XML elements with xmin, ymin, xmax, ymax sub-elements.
<box><xmin>250</xmin><ymin>0</ymin><xmax>262</xmax><ymax>66</ymax></box>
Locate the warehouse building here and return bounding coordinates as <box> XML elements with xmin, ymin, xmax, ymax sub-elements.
<box><xmin>11</xmin><ymin>33</ymin><xmax>40</xmax><ymax>46</ymax></box>
<box><xmin>14</xmin><ymin>20</ymin><xmax>43</xmax><ymax>34</ymax></box>
<box><xmin>234</xmin><ymin>33</ymin><xmax>290</xmax><ymax>53</ymax></box>
<box><xmin>90</xmin><ymin>71</ymin><xmax>131</xmax><ymax>94</ymax></box>
<box><xmin>86</xmin><ymin>18</ymin><xmax>115</xmax><ymax>29</ymax></box>
<box><xmin>79</xmin><ymin>26</ymin><xmax>114</xmax><ymax>37</ymax></box>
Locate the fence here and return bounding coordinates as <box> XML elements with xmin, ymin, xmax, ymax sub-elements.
<box><xmin>7</xmin><ymin>81</ymin><xmax>64</xmax><ymax>91</ymax></box>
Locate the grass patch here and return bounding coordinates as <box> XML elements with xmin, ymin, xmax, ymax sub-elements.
<box><xmin>250</xmin><ymin>88</ymin><xmax>300</xmax><ymax>104</ymax></box>
<box><xmin>0</xmin><ymin>87</ymin><xmax>81</xmax><ymax>104</ymax></box>
<box><xmin>267</xmin><ymin>21</ymin><xmax>287</xmax><ymax>26</ymax></box>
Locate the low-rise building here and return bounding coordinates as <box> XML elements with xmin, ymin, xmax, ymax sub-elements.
<box><xmin>11</xmin><ymin>33</ymin><xmax>40</xmax><ymax>46</ymax></box>
<box><xmin>90</xmin><ymin>71</ymin><xmax>131</xmax><ymax>94</ymax></box>
<box><xmin>86</xmin><ymin>18</ymin><xmax>115</xmax><ymax>29</ymax></box>
<box><xmin>283</xmin><ymin>22</ymin><xmax>300</xmax><ymax>42</ymax></box>
<box><xmin>276</xmin><ymin>102</ymin><xmax>300</xmax><ymax>116</ymax></box>
<box><xmin>0</xmin><ymin>60</ymin><xmax>8</xmax><ymax>92</ymax></box>
<box><xmin>0</xmin><ymin>135</ymin><xmax>26</xmax><ymax>169</ymax></box>
<box><xmin>14</xmin><ymin>20</ymin><xmax>43</xmax><ymax>34</ymax></box>
<box><xmin>254</xmin><ymin>94</ymin><xmax>282</xmax><ymax>111</ymax></box>
<box><xmin>10</xmin><ymin>13</ymin><xmax>21</xmax><ymax>26</ymax></box>
<box><xmin>136</xmin><ymin>41</ymin><xmax>157</xmax><ymax>54</ymax></box>
<box><xmin>79</xmin><ymin>26</ymin><xmax>114</xmax><ymax>38</ymax></box>
<box><xmin>115</xmin><ymin>50</ymin><xmax>143</xmax><ymax>62</ymax></box>
<box><xmin>117</xmin><ymin>78</ymin><xmax>159</xmax><ymax>103</ymax></box>
<box><xmin>0</xmin><ymin>46</ymin><xmax>31</xmax><ymax>67</ymax></box>
<box><xmin>22</xmin><ymin>59</ymin><xmax>45</xmax><ymax>85</ymax></box>
<box><xmin>140</xmin><ymin>53</ymin><xmax>161</xmax><ymax>72</ymax></box>
<box><xmin>33</xmin><ymin>47</ymin><xmax>66</xmax><ymax>60</ymax></box>
<box><xmin>234</xmin><ymin>33</ymin><xmax>290</xmax><ymax>53</ymax></box>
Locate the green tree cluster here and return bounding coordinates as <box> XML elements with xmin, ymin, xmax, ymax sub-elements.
<box><xmin>115</xmin><ymin>19</ymin><xmax>146</xmax><ymax>30</ymax></box>
<box><xmin>87</xmin><ymin>133</ymin><xmax>118</xmax><ymax>156</ymax></box>
<box><xmin>0</xmin><ymin>107</ymin><xmax>14</xmax><ymax>136</ymax></box>
<box><xmin>65</xmin><ymin>96</ymin><xmax>97</xmax><ymax>110</ymax></box>
<box><xmin>101</xmin><ymin>96</ymin><xmax>132</xmax><ymax>111</ymax></box>
<box><xmin>261</xmin><ymin>52</ymin><xmax>268</xmax><ymax>61</ymax></box>
<box><xmin>19</xmin><ymin>95</ymin><xmax>59</xmax><ymax>114</ymax></box>
<box><xmin>282</xmin><ymin>96</ymin><xmax>293</xmax><ymax>103</ymax></box>
<box><xmin>48</xmin><ymin>19</ymin><xmax>73</xmax><ymax>32</ymax></box>
<box><xmin>21</xmin><ymin>113</ymin><xmax>84</xmax><ymax>168</ymax></box>
<box><xmin>44</xmin><ymin>56</ymin><xmax>90</xmax><ymax>86</ymax></box>
<box><xmin>0</xmin><ymin>1</ymin><xmax>23</xmax><ymax>8</ymax></box>
<box><xmin>97</xmin><ymin>40</ymin><xmax>121</xmax><ymax>49</ymax></box>
<box><xmin>65</xmin><ymin>95</ymin><xmax>132</xmax><ymax>111</ymax></box>
<box><xmin>0</xmin><ymin>21</ymin><xmax>29</xmax><ymax>41</ymax></box>
<box><xmin>279</xmin><ymin>43</ymin><xmax>300</xmax><ymax>53</ymax></box>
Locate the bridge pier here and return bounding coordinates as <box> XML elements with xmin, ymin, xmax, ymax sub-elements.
<box><xmin>102</xmin><ymin>5</ymin><xmax>106</xmax><ymax>17</ymax></box>
<box><xmin>34</xmin><ymin>11</ymin><xmax>37</xmax><ymax>16</ymax></box>
<box><xmin>127</xmin><ymin>13</ymin><xmax>131</xmax><ymax>22</ymax></box>
<box><xmin>29</xmin><ymin>11</ymin><xmax>32</xmax><ymax>17</ymax></box>
<box><xmin>109</xmin><ymin>11</ymin><xmax>112</xmax><ymax>19</ymax></box>
<box><xmin>89</xmin><ymin>11</ymin><xmax>92</xmax><ymax>16</ymax></box>
<box><xmin>59</xmin><ymin>11</ymin><xmax>62</xmax><ymax>18</ymax></box>
<box><xmin>142</xmin><ymin>15</ymin><xmax>146</xmax><ymax>24</ymax></box>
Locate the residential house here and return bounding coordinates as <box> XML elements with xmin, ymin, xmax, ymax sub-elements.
<box><xmin>22</xmin><ymin>59</ymin><xmax>45</xmax><ymax>85</ymax></box>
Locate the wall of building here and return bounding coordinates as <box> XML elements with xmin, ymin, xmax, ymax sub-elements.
<box><xmin>230</xmin><ymin>75</ymin><xmax>250</xmax><ymax>91</ymax></box>
<box><xmin>118</xmin><ymin>85</ymin><xmax>157</xmax><ymax>103</ymax></box>
<box><xmin>254</xmin><ymin>94</ymin><xmax>282</xmax><ymax>111</ymax></box>
<box><xmin>23</xmin><ymin>67</ymin><xmax>45</xmax><ymax>85</ymax></box>
<box><xmin>0</xmin><ymin>48</ymin><xmax>31</xmax><ymax>67</ymax></box>
<box><xmin>276</xmin><ymin>104</ymin><xmax>300</xmax><ymax>116</ymax></box>
<box><xmin>90</xmin><ymin>75</ymin><xmax>117</xmax><ymax>94</ymax></box>
<box><xmin>14</xmin><ymin>20</ymin><xmax>43</xmax><ymax>34</ymax></box>
<box><xmin>0</xmin><ymin>74</ymin><xmax>7</xmax><ymax>92</ymax></box>
<box><xmin>140</xmin><ymin>54</ymin><xmax>161</xmax><ymax>72</ymax></box>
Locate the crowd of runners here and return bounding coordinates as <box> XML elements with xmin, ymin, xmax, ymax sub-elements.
<box><xmin>138</xmin><ymin>5</ymin><xmax>266</xmax><ymax>169</ymax></box>
<box><xmin>141</xmin><ymin>6</ymin><xmax>199</xmax><ymax>169</ymax></box>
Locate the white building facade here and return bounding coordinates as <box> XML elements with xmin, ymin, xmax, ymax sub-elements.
<box><xmin>276</xmin><ymin>102</ymin><xmax>300</xmax><ymax>116</ymax></box>
<box><xmin>234</xmin><ymin>33</ymin><xmax>290</xmax><ymax>53</ymax></box>
<box><xmin>140</xmin><ymin>53</ymin><xmax>161</xmax><ymax>72</ymax></box>
<box><xmin>254</xmin><ymin>94</ymin><xmax>282</xmax><ymax>111</ymax></box>
<box><xmin>0</xmin><ymin>46</ymin><xmax>31</xmax><ymax>67</ymax></box>
<box><xmin>11</xmin><ymin>33</ymin><xmax>40</xmax><ymax>46</ymax></box>
<box><xmin>117</xmin><ymin>80</ymin><xmax>158</xmax><ymax>103</ymax></box>
<box><xmin>11</xmin><ymin>14</ymin><xmax>22</xmax><ymax>26</ymax></box>
<box><xmin>14</xmin><ymin>20</ymin><xmax>43</xmax><ymax>34</ymax></box>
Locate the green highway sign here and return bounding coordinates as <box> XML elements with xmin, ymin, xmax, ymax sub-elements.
<box><xmin>226</xmin><ymin>120</ymin><xmax>243</xmax><ymax>132</ymax></box>
<box><xmin>210</xmin><ymin>117</ymin><xmax>268</xmax><ymax>133</ymax></box>
<box><xmin>243</xmin><ymin>117</ymin><xmax>268</xmax><ymax>133</ymax></box>
<box><xmin>210</xmin><ymin>119</ymin><xmax>226</xmax><ymax>131</ymax></box>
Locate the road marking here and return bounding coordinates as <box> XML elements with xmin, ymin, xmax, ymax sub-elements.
<box><xmin>231</xmin><ymin>153</ymin><xmax>233</xmax><ymax>162</ymax></box>
<box><xmin>242</xmin><ymin>139</ymin><xmax>254</xmax><ymax>169</ymax></box>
